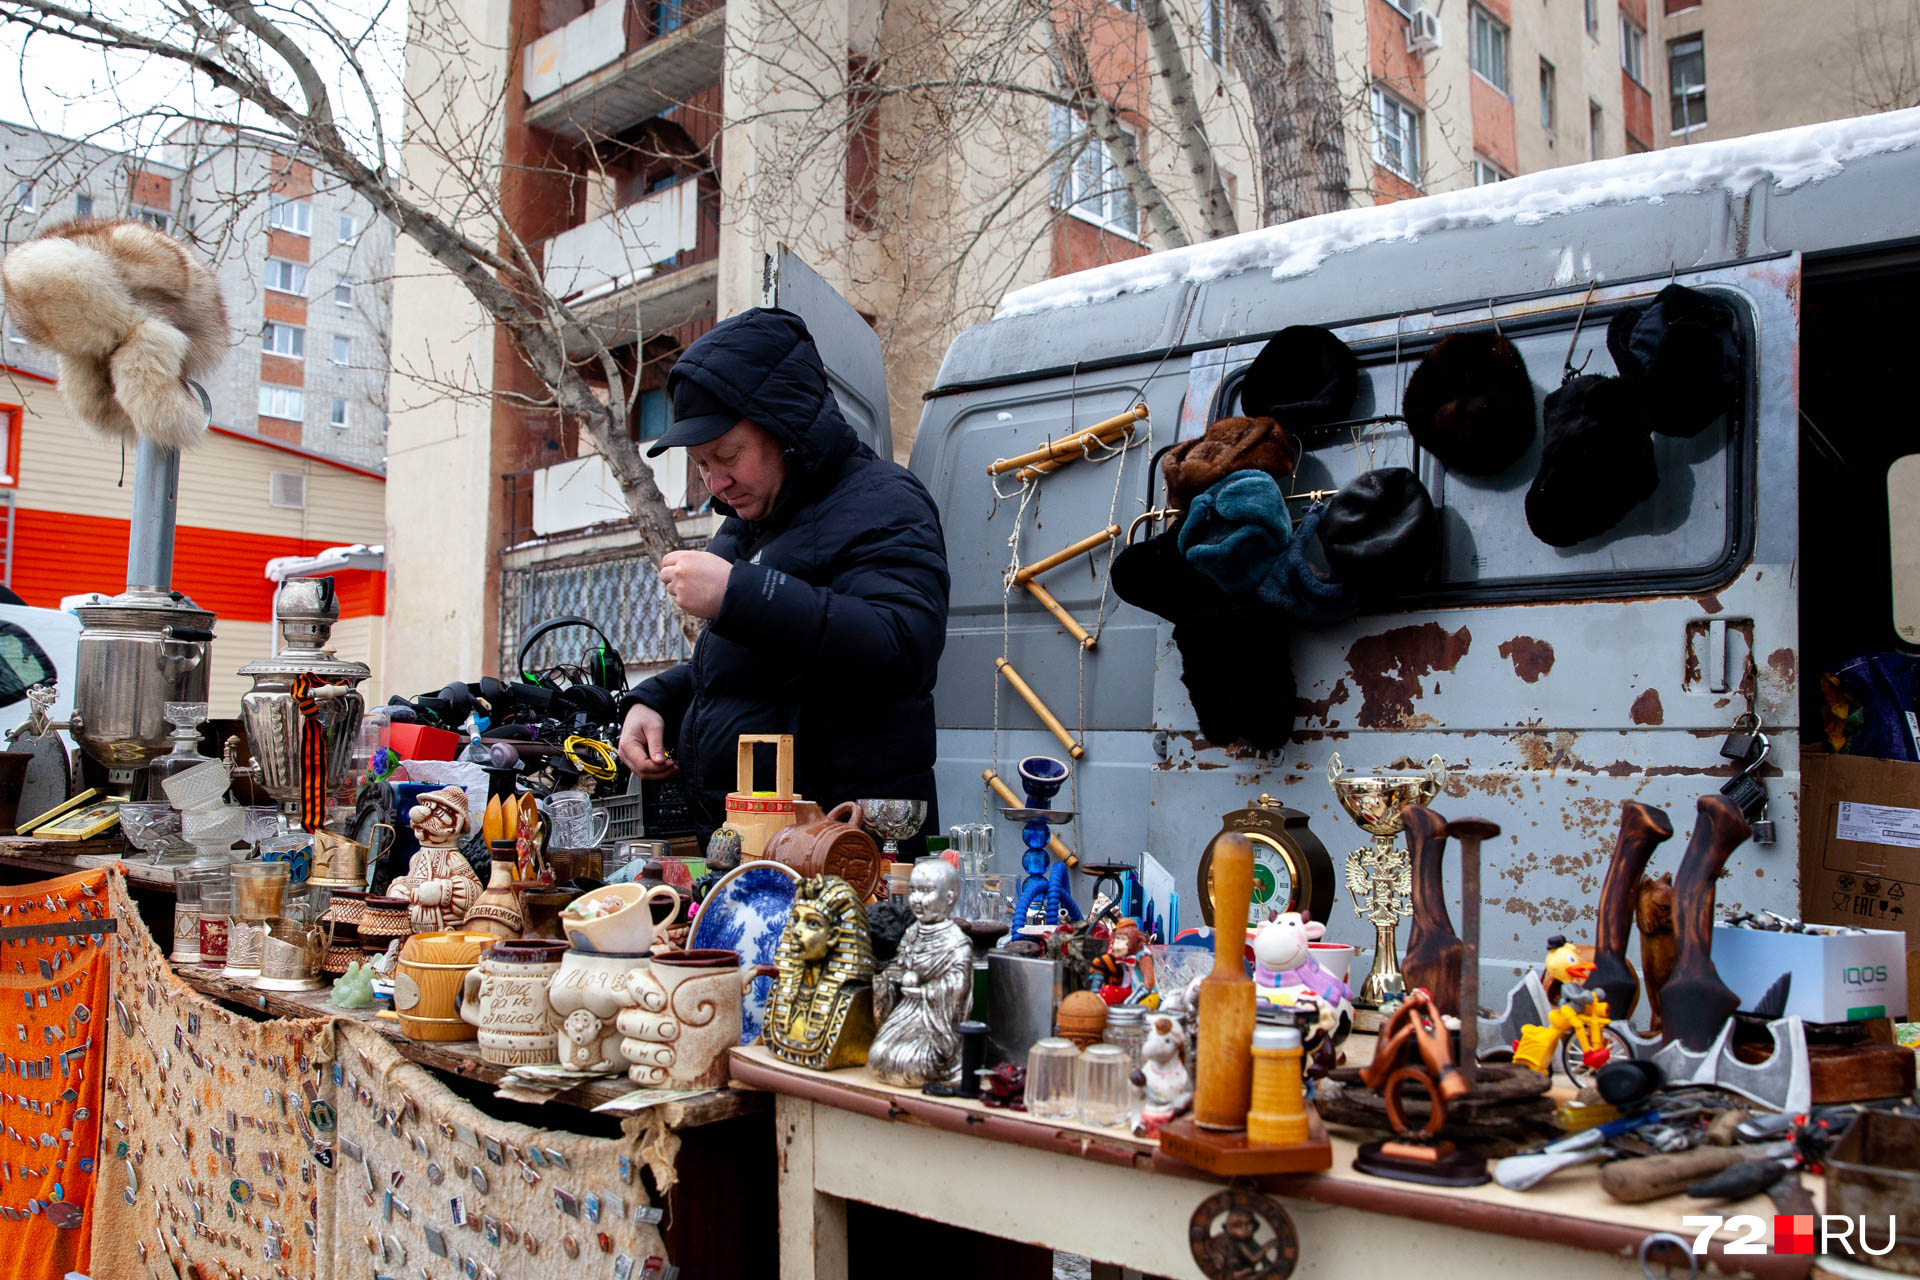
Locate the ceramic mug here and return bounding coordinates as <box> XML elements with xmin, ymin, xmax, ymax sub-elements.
<box><xmin>617</xmin><ymin>949</ymin><xmax>757</xmax><ymax>1088</ymax></box>
<box><xmin>1308</xmin><ymin>942</ymin><xmax>1357</xmax><ymax>984</ymax></box>
<box><xmin>460</xmin><ymin>940</ymin><xmax>569</xmax><ymax>1065</ymax></box>
<box><xmin>547</xmin><ymin>948</ymin><xmax>652</xmax><ymax>1071</ymax></box>
<box><xmin>561</xmin><ymin>882</ymin><xmax>682</xmax><ymax>954</ymax></box>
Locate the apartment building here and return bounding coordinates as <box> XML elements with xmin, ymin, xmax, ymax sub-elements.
<box><xmin>1337</xmin><ymin>0</ymin><xmax>1920</xmax><ymax>199</ymax></box>
<box><xmin>387</xmin><ymin>0</ymin><xmax>1260</xmax><ymax>692</ymax></box>
<box><xmin>0</xmin><ymin>121</ymin><xmax>395</xmax><ymax>471</ymax></box>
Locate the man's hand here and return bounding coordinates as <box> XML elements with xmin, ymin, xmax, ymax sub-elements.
<box><xmin>660</xmin><ymin>550</ymin><xmax>732</xmax><ymax>620</ymax></box>
<box><xmin>619</xmin><ymin>702</ymin><xmax>679</xmax><ymax>779</ymax></box>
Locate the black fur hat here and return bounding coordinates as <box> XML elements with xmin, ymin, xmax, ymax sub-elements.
<box><xmin>1172</xmin><ymin>608</ymin><xmax>1296</xmax><ymax>752</ymax></box>
<box><xmin>1525</xmin><ymin>374</ymin><xmax>1659</xmax><ymax>548</ymax></box>
<box><xmin>1319</xmin><ymin>467</ymin><xmax>1439</xmax><ymax>589</ymax></box>
<box><xmin>1239</xmin><ymin>325</ymin><xmax>1360</xmax><ymax>429</ymax></box>
<box><xmin>1606</xmin><ymin>284</ymin><xmax>1741</xmax><ymax>437</ymax></box>
<box><xmin>1403</xmin><ymin>332</ymin><xmax>1537</xmax><ymax>476</ymax></box>
<box><xmin>1111</xmin><ymin>518</ymin><xmax>1234</xmax><ymax>625</ymax></box>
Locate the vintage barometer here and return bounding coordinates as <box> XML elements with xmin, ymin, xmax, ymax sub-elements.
<box><xmin>1195</xmin><ymin>795</ymin><xmax>1335</xmax><ymax>928</ymax></box>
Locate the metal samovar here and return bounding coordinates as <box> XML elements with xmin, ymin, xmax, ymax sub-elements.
<box><xmin>69</xmin><ymin>587</ymin><xmax>216</xmax><ymax>787</ymax></box>
<box><xmin>229</xmin><ymin>578</ymin><xmax>369</xmax><ymax>832</ymax></box>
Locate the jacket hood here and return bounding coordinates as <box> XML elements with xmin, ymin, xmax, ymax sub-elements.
<box><xmin>665</xmin><ymin>308</ymin><xmax>872</xmax><ymax>521</ymax></box>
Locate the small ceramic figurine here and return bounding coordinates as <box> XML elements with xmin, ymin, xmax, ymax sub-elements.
<box><xmin>330</xmin><ymin>960</ymin><xmax>376</xmax><ymax>1009</ymax></box>
<box><xmin>1251</xmin><ymin>912</ymin><xmax>1354</xmax><ymax>1008</ymax></box>
<box><xmin>1131</xmin><ymin>1012</ymin><xmax>1193</xmax><ymax>1138</ymax></box>
<box><xmin>389</xmin><ymin>786</ymin><xmax>482</xmax><ymax>934</ymax></box>
<box><xmin>977</xmin><ymin>1062</ymin><xmax>1026</xmax><ymax>1110</ymax></box>
<box><xmin>1091</xmin><ymin>918</ymin><xmax>1155</xmax><ymax>1005</ymax></box>
<box><xmin>765</xmin><ymin>875</ymin><xmax>877</xmax><ymax>1070</ymax></box>
<box><xmin>869</xmin><ymin>860</ymin><xmax>973</xmax><ymax>1090</ymax></box>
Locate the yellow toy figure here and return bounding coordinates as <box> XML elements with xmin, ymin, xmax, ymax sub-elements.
<box><xmin>1514</xmin><ymin>993</ymin><xmax>1614</xmax><ymax>1075</ymax></box>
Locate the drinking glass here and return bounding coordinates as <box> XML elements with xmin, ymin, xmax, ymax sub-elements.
<box><xmin>1024</xmin><ymin>1037</ymin><xmax>1080</xmax><ymax>1121</ymax></box>
<box><xmin>231</xmin><ymin>861</ymin><xmax>290</xmax><ymax>921</ymax></box>
<box><xmin>1076</xmin><ymin>1043</ymin><xmax>1134</xmax><ymax>1128</ymax></box>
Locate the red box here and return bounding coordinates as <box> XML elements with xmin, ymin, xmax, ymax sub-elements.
<box><xmin>384</xmin><ymin>722</ymin><xmax>461</xmax><ymax>762</ymax></box>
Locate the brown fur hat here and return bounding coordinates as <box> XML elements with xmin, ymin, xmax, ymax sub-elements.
<box><xmin>1161</xmin><ymin>415</ymin><xmax>1297</xmax><ymax>512</ymax></box>
<box><xmin>1</xmin><ymin>218</ymin><xmax>228</xmax><ymax>447</ymax></box>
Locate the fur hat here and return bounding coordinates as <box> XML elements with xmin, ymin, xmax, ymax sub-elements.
<box><xmin>1606</xmin><ymin>284</ymin><xmax>1741</xmax><ymax>437</ymax></box>
<box><xmin>1172</xmin><ymin>608</ymin><xmax>1296</xmax><ymax>752</ymax></box>
<box><xmin>1162</xmin><ymin>416</ymin><xmax>1297</xmax><ymax>513</ymax></box>
<box><xmin>1111</xmin><ymin>520</ymin><xmax>1233</xmax><ymax>625</ymax></box>
<box><xmin>1178</xmin><ymin>470</ymin><xmax>1293</xmax><ymax>597</ymax></box>
<box><xmin>1319</xmin><ymin>467</ymin><xmax>1439</xmax><ymax>589</ymax></box>
<box><xmin>1</xmin><ymin>219</ymin><xmax>227</xmax><ymax>447</ymax></box>
<box><xmin>1258</xmin><ymin>504</ymin><xmax>1357</xmax><ymax>625</ymax></box>
<box><xmin>1525</xmin><ymin>374</ymin><xmax>1660</xmax><ymax>548</ymax></box>
<box><xmin>1238</xmin><ymin>325</ymin><xmax>1359</xmax><ymax>429</ymax></box>
<box><xmin>1402</xmin><ymin>332</ymin><xmax>1537</xmax><ymax>475</ymax></box>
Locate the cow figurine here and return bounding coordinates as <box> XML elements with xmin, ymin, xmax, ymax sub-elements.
<box><xmin>1252</xmin><ymin>911</ymin><xmax>1355</xmax><ymax>1011</ymax></box>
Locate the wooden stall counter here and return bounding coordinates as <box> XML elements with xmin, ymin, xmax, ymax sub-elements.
<box><xmin>730</xmin><ymin>1043</ymin><xmax>1819</xmax><ymax>1280</ymax></box>
<box><xmin>0</xmin><ymin>835</ymin><xmax>178</xmax><ymax>891</ymax></box>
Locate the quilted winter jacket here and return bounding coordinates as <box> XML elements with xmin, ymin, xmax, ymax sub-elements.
<box><xmin>623</xmin><ymin>308</ymin><xmax>950</xmax><ymax>840</ymax></box>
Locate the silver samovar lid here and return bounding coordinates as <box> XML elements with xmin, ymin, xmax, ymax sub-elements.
<box><xmin>73</xmin><ymin>585</ymin><xmax>216</xmax><ymax>632</ymax></box>
<box><xmin>237</xmin><ymin>578</ymin><xmax>370</xmax><ymax>686</ymax></box>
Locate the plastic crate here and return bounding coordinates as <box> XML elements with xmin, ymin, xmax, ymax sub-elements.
<box><xmin>602</xmin><ymin>793</ymin><xmax>646</xmax><ymax>844</ymax></box>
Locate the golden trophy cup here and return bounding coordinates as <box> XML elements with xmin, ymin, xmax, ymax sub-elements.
<box><xmin>1328</xmin><ymin>752</ymin><xmax>1446</xmax><ymax>1031</ymax></box>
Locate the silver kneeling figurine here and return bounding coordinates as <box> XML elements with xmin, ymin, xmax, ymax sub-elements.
<box><xmin>869</xmin><ymin>860</ymin><xmax>973</xmax><ymax>1089</ymax></box>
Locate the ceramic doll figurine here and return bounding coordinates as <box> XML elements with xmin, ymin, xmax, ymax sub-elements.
<box><xmin>389</xmin><ymin>786</ymin><xmax>482</xmax><ymax>934</ymax></box>
<box><xmin>869</xmin><ymin>860</ymin><xmax>973</xmax><ymax>1090</ymax></box>
<box><xmin>1131</xmin><ymin>1012</ymin><xmax>1193</xmax><ymax>1138</ymax></box>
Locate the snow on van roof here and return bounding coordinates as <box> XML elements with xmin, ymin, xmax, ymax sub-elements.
<box><xmin>995</xmin><ymin>108</ymin><xmax>1920</xmax><ymax>318</ymax></box>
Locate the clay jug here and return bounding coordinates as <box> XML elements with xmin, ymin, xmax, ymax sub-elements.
<box><xmin>765</xmin><ymin>801</ymin><xmax>883</xmax><ymax>899</ymax></box>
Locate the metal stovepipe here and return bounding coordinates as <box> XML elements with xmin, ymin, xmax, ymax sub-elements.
<box><xmin>125</xmin><ymin>436</ymin><xmax>180</xmax><ymax>591</ymax></box>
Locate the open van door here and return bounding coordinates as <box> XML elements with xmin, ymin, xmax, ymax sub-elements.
<box><xmin>761</xmin><ymin>246</ymin><xmax>892</xmax><ymax>459</ymax></box>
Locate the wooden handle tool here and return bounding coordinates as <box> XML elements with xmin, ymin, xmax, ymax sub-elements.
<box><xmin>1599</xmin><ymin>1141</ymin><xmax>1792</xmax><ymax>1204</ymax></box>
<box><xmin>1400</xmin><ymin>806</ymin><xmax>1461</xmax><ymax>1018</ymax></box>
<box><xmin>1589</xmin><ymin>801</ymin><xmax>1673</xmax><ymax>1019</ymax></box>
<box><xmin>1194</xmin><ymin>833</ymin><xmax>1257</xmax><ymax>1131</ymax></box>
<box><xmin>1660</xmin><ymin>795</ymin><xmax>1750</xmax><ymax>1052</ymax></box>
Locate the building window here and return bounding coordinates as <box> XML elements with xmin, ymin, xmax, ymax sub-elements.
<box><xmin>1584</xmin><ymin>0</ymin><xmax>1599</xmax><ymax>37</ymax></box>
<box><xmin>1539</xmin><ymin>59</ymin><xmax>1557</xmax><ymax>129</ymax></box>
<box><xmin>1202</xmin><ymin>0</ymin><xmax>1226</xmax><ymax>66</ymax></box>
<box><xmin>332</xmin><ymin>334</ymin><xmax>350</xmax><ymax>364</ymax></box>
<box><xmin>1620</xmin><ymin>15</ymin><xmax>1646</xmax><ymax>85</ymax></box>
<box><xmin>334</xmin><ymin>279</ymin><xmax>353</xmax><ymax>307</ymax></box>
<box><xmin>259</xmin><ymin>384</ymin><xmax>304</xmax><ymax>420</ymax></box>
<box><xmin>261</xmin><ymin>322</ymin><xmax>304</xmax><ymax>358</ymax></box>
<box><xmin>1048</xmin><ymin>104</ymin><xmax>1139</xmax><ymax>237</ymax></box>
<box><xmin>337</xmin><ymin>213</ymin><xmax>358</xmax><ymax>244</ymax></box>
<box><xmin>638</xmin><ymin>388</ymin><xmax>670</xmax><ymax>441</ymax></box>
<box><xmin>12</xmin><ymin>182</ymin><xmax>32</xmax><ymax>212</ymax></box>
<box><xmin>268</xmin><ymin>471</ymin><xmax>306</xmax><ymax>509</ymax></box>
<box><xmin>1670</xmin><ymin>35</ymin><xmax>1707</xmax><ymax>134</ymax></box>
<box><xmin>1472</xmin><ymin>157</ymin><xmax>1506</xmax><ymax>185</ymax></box>
<box><xmin>131</xmin><ymin>207</ymin><xmax>169</xmax><ymax>231</ymax></box>
<box><xmin>329</xmin><ymin>397</ymin><xmax>348</xmax><ymax>429</ymax></box>
<box><xmin>1469</xmin><ymin>6</ymin><xmax>1508</xmax><ymax>93</ymax></box>
<box><xmin>75</xmin><ymin>193</ymin><xmax>92</xmax><ymax>217</ymax></box>
<box><xmin>269</xmin><ymin>197</ymin><xmax>311</xmax><ymax>235</ymax></box>
<box><xmin>265</xmin><ymin>259</ymin><xmax>308</xmax><ymax>296</ymax></box>
<box><xmin>1589</xmin><ymin>99</ymin><xmax>1604</xmax><ymax>160</ymax></box>
<box><xmin>1371</xmin><ymin>86</ymin><xmax>1422</xmax><ymax>184</ymax></box>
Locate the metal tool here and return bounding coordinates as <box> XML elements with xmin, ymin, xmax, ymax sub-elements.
<box><xmin>1493</xmin><ymin>1109</ymin><xmax>1658</xmax><ymax>1190</ymax></box>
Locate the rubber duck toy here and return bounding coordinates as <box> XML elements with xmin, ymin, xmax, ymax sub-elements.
<box><xmin>1543</xmin><ymin>933</ymin><xmax>1597</xmax><ymax>1003</ymax></box>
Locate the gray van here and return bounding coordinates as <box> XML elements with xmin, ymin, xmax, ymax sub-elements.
<box><xmin>779</xmin><ymin>109</ymin><xmax>1920</xmax><ymax>991</ymax></box>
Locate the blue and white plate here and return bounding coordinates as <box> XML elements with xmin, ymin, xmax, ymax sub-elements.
<box><xmin>689</xmin><ymin>860</ymin><xmax>801</xmax><ymax>1045</ymax></box>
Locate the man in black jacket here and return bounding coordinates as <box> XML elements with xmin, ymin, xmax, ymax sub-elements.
<box><xmin>616</xmin><ymin>308</ymin><xmax>950</xmax><ymax>848</ymax></box>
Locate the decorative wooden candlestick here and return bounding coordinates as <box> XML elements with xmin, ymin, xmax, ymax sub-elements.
<box><xmin>1399</xmin><ymin>806</ymin><xmax>1461</xmax><ymax>1018</ymax></box>
<box><xmin>1194</xmin><ymin>832</ymin><xmax>1257</xmax><ymax>1130</ymax></box>
<box><xmin>1662</xmin><ymin>796</ymin><xmax>1750</xmax><ymax>1052</ymax></box>
<box><xmin>1587</xmin><ymin>801</ymin><xmax>1673</xmax><ymax>1020</ymax></box>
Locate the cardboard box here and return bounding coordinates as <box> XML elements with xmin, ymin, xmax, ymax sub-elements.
<box><xmin>1712</xmin><ymin>923</ymin><xmax>1908</xmax><ymax>1023</ymax></box>
<box><xmin>1799</xmin><ymin>751</ymin><xmax>1920</xmax><ymax>1003</ymax></box>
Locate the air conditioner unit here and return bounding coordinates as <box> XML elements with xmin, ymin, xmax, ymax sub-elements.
<box><xmin>1406</xmin><ymin>6</ymin><xmax>1443</xmax><ymax>54</ymax></box>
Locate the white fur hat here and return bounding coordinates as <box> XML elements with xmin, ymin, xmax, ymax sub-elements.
<box><xmin>1</xmin><ymin>218</ymin><xmax>228</xmax><ymax>447</ymax></box>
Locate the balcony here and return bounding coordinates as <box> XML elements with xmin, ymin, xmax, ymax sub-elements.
<box><xmin>541</xmin><ymin>178</ymin><xmax>720</xmax><ymax>355</ymax></box>
<box><xmin>523</xmin><ymin>1</ymin><xmax>726</xmax><ymax>143</ymax></box>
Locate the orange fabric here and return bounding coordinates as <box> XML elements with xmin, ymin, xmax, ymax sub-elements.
<box><xmin>0</xmin><ymin>868</ymin><xmax>111</xmax><ymax>1279</ymax></box>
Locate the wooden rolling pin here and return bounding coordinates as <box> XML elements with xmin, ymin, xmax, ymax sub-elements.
<box><xmin>1194</xmin><ymin>833</ymin><xmax>1257</xmax><ymax>1131</ymax></box>
<box><xmin>993</xmin><ymin>658</ymin><xmax>1084</xmax><ymax>758</ymax></box>
<box><xmin>1599</xmin><ymin>1141</ymin><xmax>1793</xmax><ymax>1203</ymax></box>
<box><xmin>981</xmin><ymin>770</ymin><xmax>1078</xmax><ymax>867</ymax></box>
<box><xmin>1589</xmin><ymin>801</ymin><xmax>1673</xmax><ymax>1020</ymax></box>
<box><xmin>987</xmin><ymin>405</ymin><xmax>1146</xmax><ymax>477</ymax></box>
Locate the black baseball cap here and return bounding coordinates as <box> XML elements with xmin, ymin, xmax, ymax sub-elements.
<box><xmin>647</xmin><ymin>374</ymin><xmax>741</xmax><ymax>457</ymax></box>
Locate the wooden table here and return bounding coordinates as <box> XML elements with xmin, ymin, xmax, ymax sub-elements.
<box><xmin>0</xmin><ymin>835</ymin><xmax>178</xmax><ymax>891</ymax></box>
<box><xmin>731</xmin><ymin>1044</ymin><xmax>1819</xmax><ymax>1280</ymax></box>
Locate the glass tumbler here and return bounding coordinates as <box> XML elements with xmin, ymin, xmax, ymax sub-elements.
<box><xmin>1024</xmin><ymin>1037</ymin><xmax>1080</xmax><ymax>1121</ymax></box>
<box><xmin>231</xmin><ymin>860</ymin><xmax>290</xmax><ymax>922</ymax></box>
<box><xmin>171</xmin><ymin>870</ymin><xmax>206</xmax><ymax>964</ymax></box>
<box><xmin>198</xmin><ymin>881</ymin><xmax>232</xmax><ymax>965</ymax></box>
<box><xmin>1076</xmin><ymin>1043</ymin><xmax>1134</xmax><ymax>1128</ymax></box>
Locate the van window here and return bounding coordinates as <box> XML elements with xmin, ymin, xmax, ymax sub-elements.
<box><xmin>0</xmin><ymin>621</ymin><xmax>55</xmax><ymax>709</ymax></box>
<box><xmin>1220</xmin><ymin>289</ymin><xmax>1752</xmax><ymax>603</ymax></box>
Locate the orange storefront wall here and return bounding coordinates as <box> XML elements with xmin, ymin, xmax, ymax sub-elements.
<box><xmin>10</xmin><ymin>506</ymin><xmax>386</xmax><ymax>622</ymax></box>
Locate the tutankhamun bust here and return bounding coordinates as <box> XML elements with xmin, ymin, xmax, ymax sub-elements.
<box><xmin>765</xmin><ymin>875</ymin><xmax>877</xmax><ymax>1070</ymax></box>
